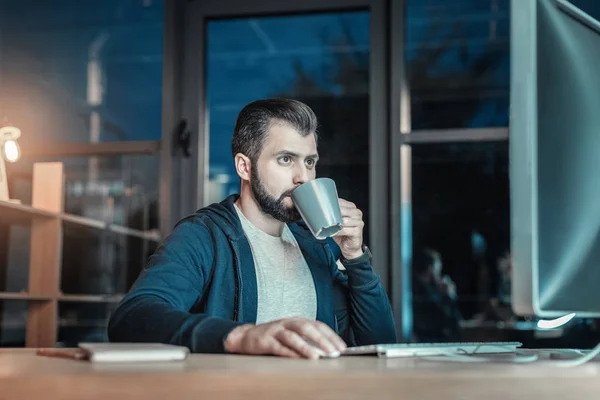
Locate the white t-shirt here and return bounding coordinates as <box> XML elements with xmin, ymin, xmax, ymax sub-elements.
<box><xmin>234</xmin><ymin>204</ymin><xmax>317</xmax><ymax>324</ymax></box>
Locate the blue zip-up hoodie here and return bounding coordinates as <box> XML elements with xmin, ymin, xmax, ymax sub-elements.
<box><xmin>108</xmin><ymin>194</ymin><xmax>396</xmax><ymax>353</ymax></box>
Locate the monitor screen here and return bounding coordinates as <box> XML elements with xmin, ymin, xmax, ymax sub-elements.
<box><xmin>510</xmin><ymin>0</ymin><xmax>600</xmax><ymax>317</ymax></box>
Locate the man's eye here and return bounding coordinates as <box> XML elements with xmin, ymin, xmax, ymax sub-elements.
<box><xmin>279</xmin><ymin>156</ymin><xmax>291</xmax><ymax>164</ymax></box>
<box><xmin>306</xmin><ymin>159</ymin><xmax>315</xmax><ymax>167</ymax></box>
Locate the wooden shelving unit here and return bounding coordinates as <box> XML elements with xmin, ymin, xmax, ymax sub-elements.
<box><xmin>0</xmin><ymin>162</ymin><xmax>158</xmax><ymax>347</ymax></box>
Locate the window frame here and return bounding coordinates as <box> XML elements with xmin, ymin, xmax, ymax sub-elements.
<box><xmin>178</xmin><ymin>0</ymin><xmax>392</xmax><ymax>299</ymax></box>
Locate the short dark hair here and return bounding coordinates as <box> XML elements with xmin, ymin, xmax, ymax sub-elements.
<box><xmin>231</xmin><ymin>98</ymin><xmax>318</xmax><ymax>163</ymax></box>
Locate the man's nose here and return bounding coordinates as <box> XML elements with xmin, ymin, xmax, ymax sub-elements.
<box><xmin>293</xmin><ymin>165</ymin><xmax>310</xmax><ymax>185</ymax></box>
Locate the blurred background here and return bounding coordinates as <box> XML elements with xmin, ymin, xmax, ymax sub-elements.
<box><xmin>0</xmin><ymin>0</ymin><xmax>598</xmax><ymax>349</ymax></box>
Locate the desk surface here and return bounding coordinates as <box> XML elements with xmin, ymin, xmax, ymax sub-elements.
<box><xmin>1</xmin><ymin>349</ymin><xmax>599</xmax><ymax>399</ymax></box>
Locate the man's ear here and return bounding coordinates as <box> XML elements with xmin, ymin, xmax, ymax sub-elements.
<box><xmin>234</xmin><ymin>153</ymin><xmax>252</xmax><ymax>181</ymax></box>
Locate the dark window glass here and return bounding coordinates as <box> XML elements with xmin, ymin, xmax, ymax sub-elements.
<box><xmin>0</xmin><ymin>300</ymin><xmax>26</xmax><ymax>347</ymax></box>
<box><xmin>411</xmin><ymin>142</ymin><xmax>510</xmax><ymax>342</ymax></box>
<box><xmin>406</xmin><ymin>0</ymin><xmax>510</xmax><ymax>129</ymax></box>
<box><xmin>58</xmin><ymin>302</ymin><xmax>117</xmax><ymax>347</ymax></box>
<box><xmin>206</xmin><ymin>12</ymin><xmax>372</xmax><ymax>241</ymax></box>
<box><xmin>0</xmin><ymin>0</ymin><xmax>163</xmax><ymax>143</ymax></box>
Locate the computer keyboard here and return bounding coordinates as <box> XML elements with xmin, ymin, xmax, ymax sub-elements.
<box><xmin>343</xmin><ymin>341</ymin><xmax>522</xmax><ymax>358</ymax></box>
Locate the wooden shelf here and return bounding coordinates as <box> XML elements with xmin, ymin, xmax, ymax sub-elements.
<box><xmin>0</xmin><ymin>292</ymin><xmax>124</xmax><ymax>303</ymax></box>
<box><xmin>0</xmin><ymin>163</ymin><xmax>143</xmax><ymax>348</ymax></box>
<box><xmin>0</xmin><ymin>292</ymin><xmax>55</xmax><ymax>301</ymax></box>
<box><xmin>61</xmin><ymin>213</ymin><xmax>161</xmax><ymax>242</ymax></box>
<box><xmin>107</xmin><ymin>224</ymin><xmax>160</xmax><ymax>242</ymax></box>
<box><xmin>59</xmin><ymin>318</ymin><xmax>109</xmax><ymax>328</ymax></box>
<box><xmin>0</xmin><ymin>200</ymin><xmax>160</xmax><ymax>243</ymax></box>
<box><xmin>58</xmin><ymin>294</ymin><xmax>124</xmax><ymax>303</ymax></box>
<box><xmin>0</xmin><ymin>320</ymin><xmax>27</xmax><ymax>330</ymax></box>
<box><xmin>0</xmin><ymin>201</ymin><xmax>57</xmax><ymax>226</ymax></box>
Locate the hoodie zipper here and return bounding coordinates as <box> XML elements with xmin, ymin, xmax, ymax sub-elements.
<box><xmin>230</xmin><ymin>240</ymin><xmax>241</xmax><ymax>322</ymax></box>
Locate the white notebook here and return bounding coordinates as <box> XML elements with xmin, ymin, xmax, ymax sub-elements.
<box><xmin>78</xmin><ymin>343</ymin><xmax>190</xmax><ymax>363</ymax></box>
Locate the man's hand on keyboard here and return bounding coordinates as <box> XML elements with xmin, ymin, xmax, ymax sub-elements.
<box><xmin>224</xmin><ymin>317</ymin><xmax>347</xmax><ymax>359</ymax></box>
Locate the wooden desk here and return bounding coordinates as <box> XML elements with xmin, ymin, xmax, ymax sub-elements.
<box><xmin>1</xmin><ymin>349</ymin><xmax>599</xmax><ymax>399</ymax></box>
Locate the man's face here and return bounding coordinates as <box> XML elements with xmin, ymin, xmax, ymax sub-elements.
<box><xmin>250</xmin><ymin>122</ymin><xmax>318</xmax><ymax>223</ymax></box>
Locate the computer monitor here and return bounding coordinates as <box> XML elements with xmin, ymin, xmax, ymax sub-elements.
<box><xmin>510</xmin><ymin>0</ymin><xmax>600</xmax><ymax>318</ymax></box>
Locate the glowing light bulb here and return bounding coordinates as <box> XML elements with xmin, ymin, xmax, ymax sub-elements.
<box><xmin>3</xmin><ymin>140</ymin><xmax>20</xmax><ymax>162</ymax></box>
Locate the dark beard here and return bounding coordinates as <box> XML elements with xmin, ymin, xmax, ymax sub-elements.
<box><xmin>251</xmin><ymin>167</ymin><xmax>301</xmax><ymax>223</ymax></box>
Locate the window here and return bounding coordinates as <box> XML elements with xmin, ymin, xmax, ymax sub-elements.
<box><xmin>0</xmin><ymin>301</ymin><xmax>26</xmax><ymax>346</ymax></box>
<box><xmin>410</xmin><ymin>141</ymin><xmax>510</xmax><ymax>342</ymax></box>
<box><xmin>0</xmin><ymin>0</ymin><xmax>163</xmax><ymax>143</ymax></box>
<box><xmin>406</xmin><ymin>0</ymin><xmax>510</xmax><ymax>130</ymax></box>
<box><xmin>206</xmin><ymin>11</ymin><xmax>372</xmax><ymax>241</ymax></box>
<box><xmin>0</xmin><ymin>0</ymin><xmax>164</xmax><ymax>347</ymax></box>
<box><xmin>58</xmin><ymin>302</ymin><xmax>117</xmax><ymax>347</ymax></box>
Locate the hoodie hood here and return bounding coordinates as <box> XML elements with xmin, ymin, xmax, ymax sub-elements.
<box><xmin>191</xmin><ymin>194</ymin><xmax>245</xmax><ymax>240</ymax></box>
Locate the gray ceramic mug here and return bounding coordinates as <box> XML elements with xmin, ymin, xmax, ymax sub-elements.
<box><xmin>291</xmin><ymin>178</ymin><xmax>343</xmax><ymax>239</ymax></box>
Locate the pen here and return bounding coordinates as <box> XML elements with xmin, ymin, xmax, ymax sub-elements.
<box><xmin>36</xmin><ymin>348</ymin><xmax>88</xmax><ymax>360</ymax></box>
